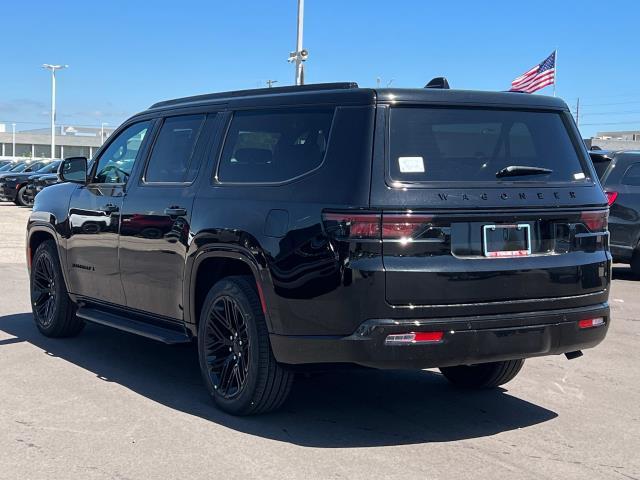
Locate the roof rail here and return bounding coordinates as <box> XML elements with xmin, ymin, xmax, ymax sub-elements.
<box><xmin>149</xmin><ymin>82</ymin><xmax>360</xmax><ymax>109</ymax></box>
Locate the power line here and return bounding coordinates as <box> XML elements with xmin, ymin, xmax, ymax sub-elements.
<box><xmin>579</xmin><ymin>120</ymin><xmax>640</xmax><ymax>127</ymax></box>
<box><xmin>579</xmin><ymin>110</ymin><xmax>640</xmax><ymax>117</ymax></box>
<box><xmin>580</xmin><ymin>100</ymin><xmax>640</xmax><ymax>107</ymax></box>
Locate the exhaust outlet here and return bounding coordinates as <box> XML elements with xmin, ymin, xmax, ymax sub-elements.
<box><xmin>565</xmin><ymin>350</ymin><xmax>583</xmax><ymax>360</ymax></box>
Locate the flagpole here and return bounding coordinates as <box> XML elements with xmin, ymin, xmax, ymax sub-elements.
<box><xmin>553</xmin><ymin>48</ymin><xmax>558</xmax><ymax>97</ymax></box>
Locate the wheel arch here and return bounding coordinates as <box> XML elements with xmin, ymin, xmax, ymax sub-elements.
<box><xmin>27</xmin><ymin>224</ymin><xmax>72</xmax><ymax>293</ymax></box>
<box><xmin>185</xmin><ymin>248</ymin><xmax>271</xmax><ymax>337</ymax></box>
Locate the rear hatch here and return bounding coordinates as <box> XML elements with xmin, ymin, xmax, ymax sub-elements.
<box><xmin>372</xmin><ymin>103</ymin><xmax>609</xmax><ymax>308</ymax></box>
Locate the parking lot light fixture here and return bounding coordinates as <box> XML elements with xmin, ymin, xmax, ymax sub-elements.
<box><xmin>12</xmin><ymin>123</ymin><xmax>16</xmax><ymax>160</ymax></box>
<box><xmin>101</xmin><ymin>122</ymin><xmax>109</xmax><ymax>145</ymax></box>
<box><xmin>42</xmin><ymin>64</ymin><xmax>68</xmax><ymax>159</ymax></box>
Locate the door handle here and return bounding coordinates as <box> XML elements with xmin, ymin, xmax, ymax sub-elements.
<box><xmin>100</xmin><ymin>203</ymin><xmax>119</xmax><ymax>213</ymax></box>
<box><xmin>164</xmin><ymin>206</ymin><xmax>187</xmax><ymax>217</ymax></box>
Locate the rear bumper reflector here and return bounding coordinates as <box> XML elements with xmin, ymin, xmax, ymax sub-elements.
<box><xmin>384</xmin><ymin>331</ymin><xmax>444</xmax><ymax>345</ymax></box>
<box><xmin>578</xmin><ymin>317</ymin><xmax>605</xmax><ymax>329</ymax></box>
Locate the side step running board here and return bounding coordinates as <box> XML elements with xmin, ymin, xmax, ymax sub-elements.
<box><xmin>76</xmin><ymin>307</ymin><xmax>191</xmax><ymax>344</ymax></box>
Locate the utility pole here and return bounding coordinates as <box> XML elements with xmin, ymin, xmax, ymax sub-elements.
<box><xmin>288</xmin><ymin>0</ymin><xmax>308</xmax><ymax>85</ymax></box>
<box><xmin>266</xmin><ymin>79</ymin><xmax>278</xmax><ymax>88</ymax></box>
<box><xmin>11</xmin><ymin>123</ymin><xmax>16</xmax><ymax>159</ymax></box>
<box><xmin>101</xmin><ymin>122</ymin><xmax>109</xmax><ymax>145</ymax></box>
<box><xmin>42</xmin><ymin>64</ymin><xmax>68</xmax><ymax>159</ymax></box>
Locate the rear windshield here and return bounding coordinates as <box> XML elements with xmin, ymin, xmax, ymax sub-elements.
<box><xmin>389</xmin><ymin>107</ymin><xmax>588</xmax><ymax>184</ymax></box>
<box><xmin>589</xmin><ymin>154</ymin><xmax>612</xmax><ymax>180</ymax></box>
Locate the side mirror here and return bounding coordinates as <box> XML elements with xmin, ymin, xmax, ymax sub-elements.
<box><xmin>58</xmin><ymin>156</ymin><xmax>88</xmax><ymax>184</ymax></box>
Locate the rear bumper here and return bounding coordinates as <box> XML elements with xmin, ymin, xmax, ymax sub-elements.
<box><xmin>270</xmin><ymin>303</ymin><xmax>610</xmax><ymax>369</ymax></box>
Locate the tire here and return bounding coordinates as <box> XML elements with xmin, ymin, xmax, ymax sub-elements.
<box><xmin>15</xmin><ymin>185</ymin><xmax>28</xmax><ymax>207</ymax></box>
<box><xmin>198</xmin><ymin>275</ymin><xmax>293</xmax><ymax>415</ymax></box>
<box><xmin>631</xmin><ymin>249</ymin><xmax>640</xmax><ymax>277</ymax></box>
<box><xmin>30</xmin><ymin>240</ymin><xmax>84</xmax><ymax>337</ymax></box>
<box><xmin>439</xmin><ymin>359</ymin><xmax>525</xmax><ymax>389</ymax></box>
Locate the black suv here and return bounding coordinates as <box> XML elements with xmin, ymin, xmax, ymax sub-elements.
<box><xmin>590</xmin><ymin>150</ymin><xmax>640</xmax><ymax>274</ymax></box>
<box><xmin>27</xmin><ymin>83</ymin><xmax>611</xmax><ymax>415</ymax></box>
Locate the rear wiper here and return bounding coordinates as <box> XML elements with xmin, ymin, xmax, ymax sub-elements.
<box><xmin>496</xmin><ymin>165</ymin><xmax>553</xmax><ymax>178</ymax></box>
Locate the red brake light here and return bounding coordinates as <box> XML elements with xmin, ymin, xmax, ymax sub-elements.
<box><xmin>606</xmin><ymin>191</ymin><xmax>618</xmax><ymax>206</ymax></box>
<box><xmin>322</xmin><ymin>212</ymin><xmax>381</xmax><ymax>239</ymax></box>
<box><xmin>580</xmin><ymin>210</ymin><xmax>608</xmax><ymax>232</ymax></box>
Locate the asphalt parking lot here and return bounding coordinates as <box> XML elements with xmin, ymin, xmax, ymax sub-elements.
<box><xmin>0</xmin><ymin>202</ymin><xmax>638</xmax><ymax>480</ymax></box>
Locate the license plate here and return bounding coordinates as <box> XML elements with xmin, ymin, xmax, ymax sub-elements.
<box><xmin>482</xmin><ymin>224</ymin><xmax>531</xmax><ymax>257</ymax></box>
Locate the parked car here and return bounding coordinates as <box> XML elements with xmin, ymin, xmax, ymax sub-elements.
<box><xmin>0</xmin><ymin>160</ymin><xmax>58</xmax><ymax>205</ymax></box>
<box><xmin>19</xmin><ymin>161</ymin><xmax>62</xmax><ymax>206</ymax></box>
<box><xmin>27</xmin><ymin>82</ymin><xmax>610</xmax><ymax>415</ymax></box>
<box><xmin>0</xmin><ymin>161</ymin><xmax>27</xmax><ymax>174</ymax></box>
<box><xmin>590</xmin><ymin>150</ymin><xmax>640</xmax><ymax>274</ymax></box>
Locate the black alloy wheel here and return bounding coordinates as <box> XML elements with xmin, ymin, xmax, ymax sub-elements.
<box><xmin>16</xmin><ymin>185</ymin><xmax>29</xmax><ymax>206</ymax></box>
<box><xmin>204</xmin><ymin>295</ymin><xmax>251</xmax><ymax>399</ymax></box>
<box><xmin>198</xmin><ymin>276</ymin><xmax>293</xmax><ymax>415</ymax></box>
<box><xmin>30</xmin><ymin>240</ymin><xmax>84</xmax><ymax>337</ymax></box>
<box><xmin>31</xmin><ymin>252</ymin><xmax>57</xmax><ymax>327</ymax></box>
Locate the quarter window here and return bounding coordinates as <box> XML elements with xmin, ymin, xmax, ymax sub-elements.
<box><xmin>144</xmin><ymin>114</ymin><xmax>206</xmax><ymax>183</ymax></box>
<box><xmin>621</xmin><ymin>163</ymin><xmax>640</xmax><ymax>186</ymax></box>
<box><xmin>93</xmin><ymin>121</ymin><xmax>151</xmax><ymax>184</ymax></box>
<box><xmin>217</xmin><ymin>108</ymin><xmax>334</xmax><ymax>183</ymax></box>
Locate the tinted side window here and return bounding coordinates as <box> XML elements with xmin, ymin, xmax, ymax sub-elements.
<box><xmin>94</xmin><ymin>121</ymin><xmax>151</xmax><ymax>184</ymax></box>
<box><xmin>621</xmin><ymin>163</ymin><xmax>640</xmax><ymax>186</ymax></box>
<box><xmin>217</xmin><ymin>108</ymin><xmax>334</xmax><ymax>183</ymax></box>
<box><xmin>144</xmin><ymin>114</ymin><xmax>206</xmax><ymax>183</ymax></box>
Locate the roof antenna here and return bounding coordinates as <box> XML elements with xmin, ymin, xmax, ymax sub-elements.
<box><xmin>424</xmin><ymin>77</ymin><xmax>450</xmax><ymax>89</ymax></box>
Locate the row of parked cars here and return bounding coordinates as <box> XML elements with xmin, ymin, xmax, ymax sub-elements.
<box><xmin>0</xmin><ymin>159</ymin><xmax>62</xmax><ymax>206</ymax></box>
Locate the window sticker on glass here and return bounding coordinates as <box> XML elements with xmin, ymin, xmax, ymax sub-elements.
<box><xmin>398</xmin><ymin>156</ymin><xmax>425</xmax><ymax>173</ymax></box>
<box><xmin>573</xmin><ymin>172</ymin><xmax>586</xmax><ymax>180</ymax></box>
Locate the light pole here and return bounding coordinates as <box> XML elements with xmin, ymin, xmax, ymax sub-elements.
<box><xmin>288</xmin><ymin>0</ymin><xmax>307</xmax><ymax>85</ymax></box>
<box><xmin>42</xmin><ymin>64</ymin><xmax>68</xmax><ymax>159</ymax></box>
<box><xmin>11</xmin><ymin>123</ymin><xmax>16</xmax><ymax>160</ymax></box>
<box><xmin>101</xmin><ymin>122</ymin><xmax>109</xmax><ymax>145</ymax></box>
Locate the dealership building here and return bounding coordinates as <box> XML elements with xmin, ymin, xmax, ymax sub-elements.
<box><xmin>586</xmin><ymin>130</ymin><xmax>640</xmax><ymax>151</ymax></box>
<box><xmin>0</xmin><ymin>123</ymin><xmax>115</xmax><ymax>161</ymax></box>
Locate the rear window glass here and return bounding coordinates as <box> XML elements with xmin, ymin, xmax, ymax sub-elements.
<box><xmin>389</xmin><ymin>108</ymin><xmax>588</xmax><ymax>183</ymax></box>
<box><xmin>622</xmin><ymin>163</ymin><xmax>640</xmax><ymax>186</ymax></box>
<box><xmin>589</xmin><ymin>153</ymin><xmax>612</xmax><ymax>180</ymax></box>
<box><xmin>217</xmin><ymin>108</ymin><xmax>334</xmax><ymax>183</ymax></box>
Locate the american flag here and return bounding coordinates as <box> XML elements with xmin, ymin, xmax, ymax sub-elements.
<box><xmin>510</xmin><ymin>51</ymin><xmax>556</xmax><ymax>93</ymax></box>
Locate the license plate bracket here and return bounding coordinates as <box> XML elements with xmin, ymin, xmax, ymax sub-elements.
<box><xmin>482</xmin><ymin>223</ymin><xmax>531</xmax><ymax>257</ymax></box>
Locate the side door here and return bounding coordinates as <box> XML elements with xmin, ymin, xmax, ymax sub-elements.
<box><xmin>66</xmin><ymin>120</ymin><xmax>154</xmax><ymax>305</ymax></box>
<box><xmin>609</xmin><ymin>161</ymin><xmax>640</xmax><ymax>249</ymax></box>
<box><xmin>118</xmin><ymin>113</ymin><xmax>215</xmax><ymax>320</ymax></box>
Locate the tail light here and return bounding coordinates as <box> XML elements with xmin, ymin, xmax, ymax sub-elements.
<box><xmin>323</xmin><ymin>211</ymin><xmax>434</xmax><ymax>241</ymax></box>
<box><xmin>605</xmin><ymin>191</ymin><xmax>618</xmax><ymax>206</ymax></box>
<box><xmin>580</xmin><ymin>210</ymin><xmax>608</xmax><ymax>232</ymax></box>
<box><xmin>322</xmin><ymin>212</ymin><xmax>380</xmax><ymax>240</ymax></box>
<box><xmin>381</xmin><ymin>214</ymin><xmax>433</xmax><ymax>241</ymax></box>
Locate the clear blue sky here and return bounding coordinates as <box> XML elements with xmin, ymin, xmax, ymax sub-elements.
<box><xmin>2</xmin><ymin>0</ymin><xmax>639</xmax><ymax>137</ymax></box>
